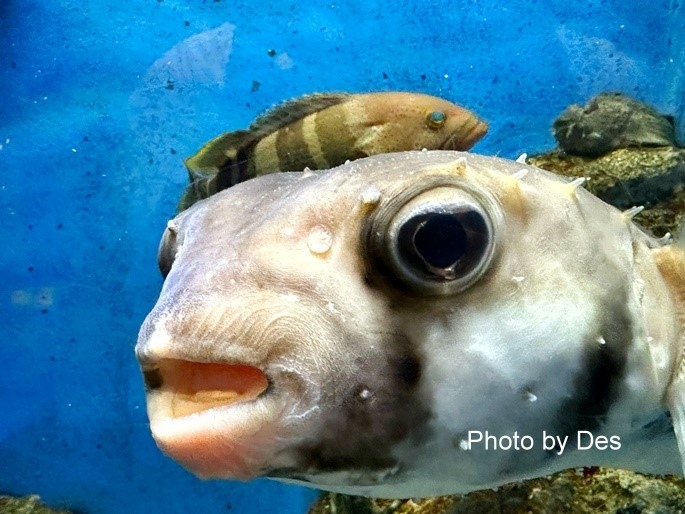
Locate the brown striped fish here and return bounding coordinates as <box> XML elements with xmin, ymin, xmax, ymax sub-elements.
<box><xmin>179</xmin><ymin>92</ymin><xmax>487</xmax><ymax>210</ymax></box>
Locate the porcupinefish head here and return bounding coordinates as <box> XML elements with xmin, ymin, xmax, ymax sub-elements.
<box><xmin>136</xmin><ymin>151</ymin><xmax>685</xmax><ymax>498</ymax></box>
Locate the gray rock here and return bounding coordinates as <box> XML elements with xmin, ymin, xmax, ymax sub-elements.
<box><xmin>553</xmin><ymin>93</ymin><xmax>677</xmax><ymax>157</ymax></box>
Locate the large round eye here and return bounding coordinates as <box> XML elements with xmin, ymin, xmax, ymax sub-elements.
<box><xmin>157</xmin><ymin>222</ymin><xmax>179</xmax><ymax>278</ymax></box>
<box><xmin>426</xmin><ymin>110</ymin><xmax>447</xmax><ymax>130</ymax></box>
<box><xmin>363</xmin><ymin>179</ymin><xmax>499</xmax><ymax>295</ymax></box>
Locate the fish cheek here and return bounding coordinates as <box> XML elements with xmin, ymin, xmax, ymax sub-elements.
<box><xmin>551</xmin><ymin>289</ymin><xmax>632</xmax><ymax>445</ymax></box>
<box><xmin>297</xmin><ymin>335</ymin><xmax>429</xmax><ymax>474</ymax></box>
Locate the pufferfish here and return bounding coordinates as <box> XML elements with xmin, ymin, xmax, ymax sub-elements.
<box><xmin>178</xmin><ymin>92</ymin><xmax>487</xmax><ymax>210</ymax></box>
<box><xmin>136</xmin><ymin>151</ymin><xmax>685</xmax><ymax>498</ymax></box>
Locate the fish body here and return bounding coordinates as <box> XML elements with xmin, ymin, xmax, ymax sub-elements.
<box><xmin>179</xmin><ymin>92</ymin><xmax>488</xmax><ymax>209</ymax></box>
<box><xmin>137</xmin><ymin>151</ymin><xmax>685</xmax><ymax>498</ymax></box>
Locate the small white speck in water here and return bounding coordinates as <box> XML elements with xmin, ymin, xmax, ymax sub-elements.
<box><xmin>229</xmin><ymin>278</ymin><xmax>236</xmax><ymax>285</ymax></box>
<box><xmin>326</xmin><ymin>301</ymin><xmax>336</xmax><ymax>312</ymax></box>
<box><xmin>458</xmin><ymin>439</ymin><xmax>469</xmax><ymax>450</ymax></box>
<box><xmin>360</xmin><ymin>187</ymin><xmax>381</xmax><ymax>206</ymax></box>
<box><xmin>512</xmin><ymin>275</ymin><xmax>525</xmax><ymax>283</ymax></box>
<box><xmin>282</xmin><ymin>292</ymin><xmax>299</xmax><ymax>303</ymax></box>
<box><xmin>525</xmin><ymin>391</ymin><xmax>538</xmax><ymax>402</ymax></box>
<box><xmin>596</xmin><ymin>336</ymin><xmax>607</xmax><ymax>345</ymax></box>
<box><xmin>646</xmin><ymin>336</ymin><xmax>654</xmax><ymax>343</ymax></box>
<box><xmin>307</xmin><ymin>225</ymin><xmax>333</xmax><ymax>255</ymax></box>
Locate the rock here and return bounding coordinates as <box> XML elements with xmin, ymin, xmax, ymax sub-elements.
<box><xmin>0</xmin><ymin>495</ymin><xmax>72</xmax><ymax>514</ymax></box>
<box><xmin>552</xmin><ymin>93</ymin><xmax>677</xmax><ymax>157</ymax></box>
<box><xmin>308</xmin><ymin>468</ymin><xmax>685</xmax><ymax>514</ymax></box>
<box><xmin>528</xmin><ymin>146</ymin><xmax>685</xmax><ymax>237</ymax></box>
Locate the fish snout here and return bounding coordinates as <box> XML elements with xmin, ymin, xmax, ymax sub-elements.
<box><xmin>444</xmin><ymin>118</ymin><xmax>488</xmax><ymax>150</ymax></box>
<box><xmin>134</xmin><ymin>291</ymin><xmax>336</xmax><ymax>479</ymax></box>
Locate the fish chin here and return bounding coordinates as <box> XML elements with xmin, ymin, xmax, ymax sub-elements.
<box><xmin>149</xmin><ymin>393</ymin><xmax>280</xmax><ymax>479</ymax></box>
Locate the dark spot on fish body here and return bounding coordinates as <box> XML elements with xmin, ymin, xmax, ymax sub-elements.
<box><xmin>314</xmin><ymin>103</ymin><xmax>358</xmax><ymax>167</ymax></box>
<box><xmin>213</xmin><ymin>144</ymin><xmax>254</xmax><ymax>191</ymax></box>
<box><xmin>275</xmin><ymin>118</ymin><xmax>314</xmax><ymax>172</ymax></box>
<box><xmin>553</xmin><ymin>290</ymin><xmax>631</xmax><ymax>442</ymax></box>
<box><xmin>393</xmin><ymin>349</ymin><xmax>422</xmax><ymax>388</ymax></box>
<box><xmin>288</xmin><ymin>333</ymin><xmax>429</xmax><ymax>477</ymax></box>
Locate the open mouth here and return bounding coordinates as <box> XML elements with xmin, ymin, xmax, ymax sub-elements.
<box><xmin>143</xmin><ymin>359</ymin><xmax>270</xmax><ymax>418</ymax></box>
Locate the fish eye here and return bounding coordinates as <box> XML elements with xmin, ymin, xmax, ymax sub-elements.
<box><xmin>363</xmin><ymin>179</ymin><xmax>499</xmax><ymax>295</ymax></box>
<box><xmin>426</xmin><ymin>110</ymin><xmax>447</xmax><ymax>129</ymax></box>
<box><xmin>157</xmin><ymin>224</ymin><xmax>178</xmax><ymax>278</ymax></box>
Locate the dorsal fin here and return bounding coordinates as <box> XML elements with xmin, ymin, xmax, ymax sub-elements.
<box><xmin>249</xmin><ymin>93</ymin><xmax>351</xmax><ymax>135</ymax></box>
<box><xmin>184</xmin><ymin>130</ymin><xmax>254</xmax><ymax>178</ymax></box>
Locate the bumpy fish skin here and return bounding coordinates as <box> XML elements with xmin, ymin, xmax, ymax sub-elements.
<box><xmin>137</xmin><ymin>151</ymin><xmax>685</xmax><ymax>498</ymax></box>
<box><xmin>179</xmin><ymin>92</ymin><xmax>488</xmax><ymax>210</ymax></box>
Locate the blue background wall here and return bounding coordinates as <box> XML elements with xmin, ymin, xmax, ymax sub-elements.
<box><xmin>0</xmin><ymin>1</ymin><xmax>682</xmax><ymax>513</ymax></box>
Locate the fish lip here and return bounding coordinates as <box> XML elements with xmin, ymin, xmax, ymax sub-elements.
<box><xmin>141</xmin><ymin>358</ymin><xmax>273</xmax><ymax>420</ymax></box>
<box><xmin>443</xmin><ymin>119</ymin><xmax>488</xmax><ymax>150</ymax></box>
<box><xmin>147</xmin><ymin>387</ymin><xmax>286</xmax><ymax>480</ymax></box>
<box><xmin>142</xmin><ymin>357</ymin><xmax>293</xmax><ymax>480</ymax></box>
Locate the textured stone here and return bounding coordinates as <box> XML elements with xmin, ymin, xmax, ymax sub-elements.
<box><xmin>308</xmin><ymin>468</ymin><xmax>685</xmax><ymax>514</ymax></box>
<box><xmin>0</xmin><ymin>496</ymin><xmax>72</xmax><ymax>514</ymax></box>
<box><xmin>529</xmin><ymin>146</ymin><xmax>685</xmax><ymax>237</ymax></box>
<box><xmin>552</xmin><ymin>93</ymin><xmax>677</xmax><ymax>157</ymax></box>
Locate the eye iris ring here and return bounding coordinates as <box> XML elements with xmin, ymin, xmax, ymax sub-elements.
<box><xmin>361</xmin><ymin>177</ymin><xmax>500</xmax><ymax>296</ymax></box>
<box><xmin>427</xmin><ymin>110</ymin><xmax>447</xmax><ymax>128</ymax></box>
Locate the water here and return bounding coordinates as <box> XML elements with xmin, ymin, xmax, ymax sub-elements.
<box><xmin>0</xmin><ymin>1</ymin><xmax>682</xmax><ymax>512</ymax></box>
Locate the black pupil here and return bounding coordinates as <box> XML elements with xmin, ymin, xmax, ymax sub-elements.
<box><xmin>396</xmin><ymin>209</ymin><xmax>489</xmax><ymax>281</ymax></box>
<box><xmin>413</xmin><ymin>215</ymin><xmax>467</xmax><ymax>268</ymax></box>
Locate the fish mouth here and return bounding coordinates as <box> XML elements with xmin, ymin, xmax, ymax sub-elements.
<box><xmin>443</xmin><ymin>118</ymin><xmax>489</xmax><ymax>150</ymax></box>
<box><xmin>140</xmin><ymin>358</ymin><xmax>285</xmax><ymax>479</ymax></box>
<box><xmin>143</xmin><ymin>359</ymin><xmax>270</xmax><ymax>418</ymax></box>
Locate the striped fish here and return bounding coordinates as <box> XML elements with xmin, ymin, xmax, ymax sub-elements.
<box><xmin>179</xmin><ymin>92</ymin><xmax>487</xmax><ymax>210</ymax></box>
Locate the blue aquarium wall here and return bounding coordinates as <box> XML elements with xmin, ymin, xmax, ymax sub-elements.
<box><xmin>0</xmin><ymin>1</ymin><xmax>682</xmax><ymax>513</ymax></box>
